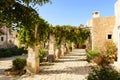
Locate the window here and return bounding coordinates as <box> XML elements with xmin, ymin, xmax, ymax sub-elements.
<box><xmin>16</xmin><ymin>35</ymin><xmax>18</xmax><ymax>38</ymax></box>
<box><xmin>107</xmin><ymin>34</ymin><xmax>112</xmax><ymax>39</ymax></box>
<box><xmin>1</xmin><ymin>37</ymin><xmax>4</xmax><ymax>41</ymax></box>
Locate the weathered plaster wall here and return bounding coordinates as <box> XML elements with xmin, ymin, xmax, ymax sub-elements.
<box><xmin>113</xmin><ymin>0</ymin><xmax>120</xmax><ymax>44</ymax></box>
<box><xmin>115</xmin><ymin>0</ymin><xmax>120</xmax><ymax>26</ymax></box>
<box><xmin>92</xmin><ymin>16</ymin><xmax>115</xmax><ymax>49</ymax></box>
<box><xmin>114</xmin><ymin>0</ymin><xmax>120</xmax><ymax>62</ymax></box>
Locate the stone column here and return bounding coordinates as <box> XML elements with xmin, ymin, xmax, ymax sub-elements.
<box><xmin>48</xmin><ymin>34</ymin><xmax>55</xmax><ymax>62</ymax></box>
<box><xmin>115</xmin><ymin>0</ymin><xmax>120</xmax><ymax>62</ymax></box>
<box><xmin>65</xmin><ymin>43</ymin><xmax>69</xmax><ymax>54</ymax></box>
<box><xmin>55</xmin><ymin>48</ymin><xmax>61</xmax><ymax>59</ymax></box>
<box><xmin>60</xmin><ymin>43</ymin><xmax>65</xmax><ymax>56</ymax></box>
<box><xmin>27</xmin><ymin>45</ymin><xmax>39</xmax><ymax>73</ymax></box>
<box><xmin>118</xmin><ymin>30</ymin><xmax>120</xmax><ymax>62</ymax></box>
<box><xmin>71</xmin><ymin>42</ymin><xmax>75</xmax><ymax>51</ymax></box>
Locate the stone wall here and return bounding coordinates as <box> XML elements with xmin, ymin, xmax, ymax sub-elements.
<box><xmin>115</xmin><ymin>0</ymin><xmax>120</xmax><ymax>26</ymax></box>
<box><xmin>87</xmin><ymin>16</ymin><xmax>115</xmax><ymax>50</ymax></box>
<box><xmin>114</xmin><ymin>0</ymin><xmax>120</xmax><ymax>62</ymax></box>
<box><xmin>113</xmin><ymin>0</ymin><xmax>120</xmax><ymax>44</ymax></box>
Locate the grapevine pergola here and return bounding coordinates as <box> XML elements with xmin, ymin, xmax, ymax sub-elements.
<box><xmin>0</xmin><ymin>0</ymin><xmax>90</xmax><ymax>74</ymax></box>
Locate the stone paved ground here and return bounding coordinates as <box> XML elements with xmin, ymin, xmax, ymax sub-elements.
<box><xmin>0</xmin><ymin>54</ymin><xmax>27</xmax><ymax>80</ymax></box>
<box><xmin>0</xmin><ymin>49</ymin><xmax>90</xmax><ymax>80</ymax></box>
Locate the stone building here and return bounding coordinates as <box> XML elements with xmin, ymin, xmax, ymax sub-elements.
<box><xmin>86</xmin><ymin>0</ymin><xmax>120</xmax><ymax>64</ymax></box>
<box><xmin>87</xmin><ymin>12</ymin><xmax>115</xmax><ymax>50</ymax></box>
<box><xmin>0</xmin><ymin>26</ymin><xmax>18</xmax><ymax>48</ymax></box>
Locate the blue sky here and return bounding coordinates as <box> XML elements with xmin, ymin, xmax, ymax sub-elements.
<box><xmin>37</xmin><ymin>0</ymin><xmax>117</xmax><ymax>26</ymax></box>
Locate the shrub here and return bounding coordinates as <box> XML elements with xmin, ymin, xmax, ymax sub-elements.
<box><xmin>12</xmin><ymin>58</ymin><xmax>26</xmax><ymax>70</ymax></box>
<box><xmin>3</xmin><ymin>50</ymin><xmax>12</xmax><ymax>57</ymax></box>
<box><xmin>87</xmin><ymin>66</ymin><xmax>120</xmax><ymax>80</ymax></box>
<box><xmin>100</xmin><ymin>41</ymin><xmax>117</xmax><ymax>65</ymax></box>
<box><xmin>17</xmin><ymin>48</ymin><xmax>23</xmax><ymax>55</ymax></box>
<box><xmin>0</xmin><ymin>51</ymin><xmax>4</xmax><ymax>57</ymax></box>
<box><xmin>0</xmin><ymin>48</ymin><xmax>6</xmax><ymax>52</ymax></box>
<box><xmin>68</xmin><ymin>41</ymin><xmax>72</xmax><ymax>51</ymax></box>
<box><xmin>0</xmin><ymin>47</ymin><xmax>28</xmax><ymax>58</ymax></box>
<box><xmin>9</xmin><ymin>47</ymin><xmax>18</xmax><ymax>55</ymax></box>
<box><xmin>55</xmin><ymin>39</ymin><xmax>61</xmax><ymax>49</ymax></box>
<box><xmin>87</xmin><ymin>41</ymin><xmax>117</xmax><ymax>66</ymax></box>
<box><xmin>17</xmin><ymin>47</ymin><xmax>28</xmax><ymax>55</ymax></box>
<box><xmin>82</xmin><ymin>44</ymin><xmax>86</xmax><ymax>49</ymax></box>
<box><xmin>69</xmin><ymin>46</ymin><xmax>72</xmax><ymax>51</ymax></box>
<box><xmin>87</xmin><ymin>49</ymin><xmax>100</xmax><ymax>62</ymax></box>
<box><xmin>39</xmin><ymin>48</ymin><xmax>47</xmax><ymax>62</ymax></box>
<box><xmin>0</xmin><ymin>48</ymin><xmax>9</xmax><ymax>57</ymax></box>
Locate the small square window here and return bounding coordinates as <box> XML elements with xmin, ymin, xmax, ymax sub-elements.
<box><xmin>1</xmin><ymin>37</ymin><xmax>4</xmax><ymax>41</ymax></box>
<box><xmin>16</xmin><ymin>35</ymin><xmax>18</xmax><ymax>38</ymax></box>
<box><xmin>107</xmin><ymin>34</ymin><xmax>112</xmax><ymax>39</ymax></box>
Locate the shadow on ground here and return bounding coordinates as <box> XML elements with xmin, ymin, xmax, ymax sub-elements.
<box><xmin>0</xmin><ymin>76</ymin><xmax>12</xmax><ymax>80</ymax></box>
<box><xmin>39</xmin><ymin>66</ymin><xmax>90</xmax><ymax>75</ymax></box>
<box><xmin>0</xmin><ymin>69</ymin><xmax>5</xmax><ymax>77</ymax></box>
<box><xmin>66</xmin><ymin>54</ymin><xmax>86</xmax><ymax>56</ymax></box>
<box><xmin>40</xmin><ymin>63</ymin><xmax>55</xmax><ymax>66</ymax></box>
<box><xmin>56</xmin><ymin>59</ymin><xmax>87</xmax><ymax>63</ymax></box>
<box><xmin>0</xmin><ymin>69</ymin><xmax>14</xmax><ymax>80</ymax></box>
<box><xmin>38</xmin><ymin>49</ymin><xmax>89</xmax><ymax>76</ymax></box>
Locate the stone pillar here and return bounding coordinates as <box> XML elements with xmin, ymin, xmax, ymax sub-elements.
<box><xmin>48</xmin><ymin>34</ymin><xmax>55</xmax><ymax>62</ymax></box>
<box><xmin>71</xmin><ymin>42</ymin><xmax>75</xmax><ymax>50</ymax></box>
<box><xmin>55</xmin><ymin>48</ymin><xmax>61</xmax><ymax>59</ymax></box>
<box><xmin>27</xmin><ymin>46</ymin><xmax>39</xmax><ymax>73</ymax></box>
<box><xmin>60</xmin><ymin>43</ymin><xmax>65</xmax><ymax>56</ymax></box>
<box><xmin>65</xmin><ymin>43</ymin><xmax>69</xmax><ymax>54</ymax></box>
<box><xmin>115</xmin><ymin>0</ymin><xmax>120</xmax><ymax>26</ymax></box>
<box><xmin>117</xmin><ymin>30</ymin><xmax>120</xmax><ymax>62</ymax></box>
<box><xmin>115</xmin><ymin>0</ymin><xmax>120</xmax><ymax>62</ymax></box>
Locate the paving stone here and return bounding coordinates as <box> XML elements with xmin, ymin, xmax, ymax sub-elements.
<box><xmin>0</xmin><ymin>49</ymin><xmax>90</xmax><ymax>80</ymax></box>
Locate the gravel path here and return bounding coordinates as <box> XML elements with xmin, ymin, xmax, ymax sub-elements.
<box><xmin>0</xmin><ymin>49</ymin><xmax>90</xmax><ymax>80</ymax></box>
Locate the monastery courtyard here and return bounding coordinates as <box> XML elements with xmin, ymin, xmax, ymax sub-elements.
<box><xmin>0</xmin><ymin>49</ymin><xmax>90</xmax><ymax>80</ymax></box>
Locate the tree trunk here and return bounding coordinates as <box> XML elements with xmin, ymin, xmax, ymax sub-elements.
<box><xmin>71</xmin><ymin>42</ymin><xmax>75</xmax><ymax>51</ymax></box>
<box><xmin>55</xmin><ymin>48</ymin><xmax>61</xmax><ymax>59</ymax></box>
<box><xmin>60</xmin><ymin>42</ymin><xmax>65</xmax><ymax>56</ymax></box>
<box><xmin>65</xmin><ymin>42</ymin><xmax>69</xmax><ymax>54</ymax></box>
<box><xmin>48</xmin><ymin>34</ymin><xmax>55</xmax><ymax>62</ymax></box>
<box><xmin>26</xmin><ymin>24</ymin><xmax>40</xmax><ymax>73</ymax></box>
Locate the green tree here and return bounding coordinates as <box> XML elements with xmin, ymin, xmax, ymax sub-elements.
<box><xmin>51</xmin><ymin>25</ymin><xmax>90</xmax><ymax>48</ymax></box>
<box><xmin>18</xmin><ymin>17</ymin><xmax>50</xmax><ymax>47</ymax></box>
<box><xmin>0</xmin><ymin>0</ymin><xmax>51</xmax><ymax>73</ymax></box>
<box><xmin>0</xmin><ymin>0</ymin><xmax>51</xmax><ymax>28</ymax></box>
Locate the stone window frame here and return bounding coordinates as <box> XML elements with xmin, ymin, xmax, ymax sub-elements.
<box><xmin>106</xmin><ymin>33</ymin><xmax>112</xmax><ymax>40</ymax></box>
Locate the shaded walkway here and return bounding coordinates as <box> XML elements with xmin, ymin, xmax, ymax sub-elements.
<box><xmin>20</xmin><ymin>49</ymin><xmax>90</xmax><ymax>80</ymax></box>
<box><xmin>0</xmin><ymin>49</ymin><xmax>90</xmax><ymax>80</ymax></box>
